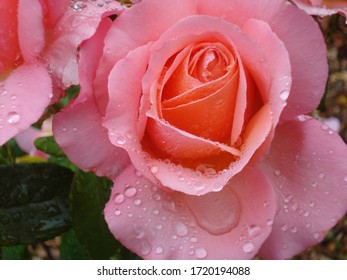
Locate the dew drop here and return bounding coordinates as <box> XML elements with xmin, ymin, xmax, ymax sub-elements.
<box><xmin>140</xmin><ymin>239</ymin><xmax>152</xmax><ymax>255</ymax></box>
<box><xmin>7</xmin><ymin>112</ymin><xmax>20</xmax><ymax>124</ymax></box>
<box><xmin>153</xmin><ymin>193</ymin><xmax>161</xmax><ymax>201</ymax></box>
<box><xmin>303</xmin><ymin>211</ymin><xmax>310</xmax><ymax>217</ymax></box>
<box><xmin>72</xmin><ymin>127</ymin><xmax>78</xmax><ymax>132</ymax></box>
<box><xmin>321</xmin><ymin>124</ymin><xmax>329</xmax><ymax>131</ymax></box>
<box><xmin>318</xmin><ymin>173</ymin><xmax>325</xmax><ymax>179</ymax></box>
<box><xmin>155</xmin><ymin>224</ymin><xmax>162</xmax><ymax>230</ymax></box>
<box><xmin>190</xmin><ymin>237</ymin><xmax>198</xmax><ymax>243</ymax></box>
<box><xmin>281</xmin><ymin>224</ymin><xmax>288</xmax><ymax>232</ymax></box>
<box><xmin>175</xmin><ymin>222</ymin><xmax>188</xmax><ymax>237</ymax></box>
<box><xmin>195</xmin><ymin>247</ymin><xmax>207</xmax><ymax>259</ymax></box>
<box><xmin>116</xmin><ymin>136</ymin><xmax>126</xmax><ymax>145</ymax></box>
<box><xmin>114</xmin><ymin>209</ymin><xmax>121</xmax><ymax>216</ymax></box>
<box><xmin>242</xmin><ymin>242</ymin><xmax>255</xmax><ymax>253</ymax></box>
<box><xmin>313</xmin><ymin>232</ymin><xmax>320</xmax><ymax>240</ymax></box>
<box><xmin>113</xmin><ymin>193</ymin><xmax>125</xmax><ymax>204</ymax></box>
<box><xmin>311</xmin><ymin>182</ymin><xmax>318</xmax><ymax>188</ymax></box>
<box><xmin>309</xmin><ymin>201</ymin><xmax>315</xmax><ymax>208</ymax></box>
<box><xmin>247</xmin><ymin>225</ymin><xmax>261</xmax><ymax>237</ymax></box>
<box><xmin>274</xmin><ymin>170</ymin><xmax>281</xmax><ymax>176</ymax></box>
<box><xmin>155</xmin><ymin>246</ymin><xmax>164</xmax><ymax>255</ymax></box>
<box><xmin>267</xmin><ymin>219</ymin><xmax>273</xmax><ymax>226</ymax></box>
<box><xmin>280</xmin><ymin>90</ymin><xmax>289</xmax><ymax>100</ymax></box>
<box><xmin>152</xmin><ymin>209</ymin><xmax>159</xmax><ymax>215</ymax></box>
<box><xmin>134</xmin><ymin>198</ymin><xmax>141</xmax><ymax>206</ymax></box>
<box><xmin>124</xmin><ymin>186</ymin><xmax>137</xmax><ymax>198</ymax></box>
<box><xmin>150</xmin><ymin>166</ymin><xmax>159</xmax><ymax>174</ymax></box>
<box><xmin>290</xmin><ymin>227</ymin><xmax>298</xmax><ymax>233</ymax></box>
<box><xmin>282</xmin><ymin>243</ymin><xmax>288</xmax><ymax>249</ymax></box>
<box><xmin>162</xmin><ymin>200</ymin><xmax>176</xmax><ymax>212</ymax></box>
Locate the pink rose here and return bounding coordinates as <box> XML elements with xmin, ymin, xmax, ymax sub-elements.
<box><xmin>54</xmin><ymin>0</ymin><xmax>347</xmax><ymax>259</ymax></box>
<box><xmin>0</xmin><ymin>0</ymin><xmax>123</xmax><ymax>145</ymax></box>
<box><xmin>292</xmin><ymin>0</ymin><xmax>347</xmax><ymax>17</ymax></box>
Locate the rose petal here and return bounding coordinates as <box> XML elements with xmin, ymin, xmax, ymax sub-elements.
<box><xmin>94</xmin><ymin>0</ymin><xmax>198</xmax><ymax>113</ymax></box>
<box><xmin>104</xmin><ymin>165</ymin><xmax>276</xmax><ymax>259</ymax></box>
<box><xmin>53</xmin><ymin>98</ymin><xmax>130</xmax><ymax>179</ymax></box>
<box><xmin>292</xmin><ymin>0</ymin><xmax>347</xmax><ymax>18</ymax></box>
<box><xmin>0</xmin><ymin>63</ymin><xmax>52</xmax><ymax>145</ymax></box>
<box><xmin>259</xmin><ymin>117</ymin><xmax>347</xmax><ymax>259</ymax></box>
<box><xmin>18</xmin><ymin>0</ymin><xmax>45</xmax><ymax>62</ymax></box>
<box><xmin>0</xmin><ymin>0</ymin><xmax>20</xmax><ymax>72</ymax></box>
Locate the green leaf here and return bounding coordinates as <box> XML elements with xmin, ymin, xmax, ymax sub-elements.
<box><xmin>60</xmin><ymin>229</ymin><xmax>89</xmax><ymax>260</ymax></box>
<box><xmin>0</xmin><ymin>163</ymin><xmax>73</xmax><ymax>246</ymax></box>
<box><xmin>34</xmin><ymin>136</ymin><xmax>65</xmax><ymax>158</ymax></box>
<box><xmin>1</xmin><ymin>245</ymin><xmax>29</xmax><ymax>260</ymax></box>
<box><xmin>70</xmin><ymin>171</ymin><xmax>122</xmax><ymax>259</ymax></box>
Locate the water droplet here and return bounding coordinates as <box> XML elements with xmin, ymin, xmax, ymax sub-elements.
<box><xmin>266</xmin><ymin>219</ymin><xmax>274</xmax><ymax>226</ymax></box>
<box><xmin>195</xmin><ymin>247</ymin><xmax>207</xmax><ymax>259</ymax></box>
<box><xmin>48</xmin><ymin>93</ymin><xmax>53</xmax><ymax>99</ymax></box>
<box><xmin>113</xmin><ymin>193</ymin><xmax>124</xmax><ymax>204</ymax></box>
<box><xmin>124</xmin><ymin>186</ymin><xmax>137</xmax><ymax>198</ymax></box>
<box><xmin>116</xmin><ymin>136</ymin><xmax>126</xmax><ymax>145</ymax></box>
<box><xmin>150</xmin><ymin>166</ymin><xmax>159</xmax><ymax>174</ymax></box>
<box><xmin>290</xmin><ymin>227</ymin><xmax>298</xmax><ymax>233</ymax></box>
<box><xmin>134</xmin><ymin>198</ymin><xmax>141</xmax><ymax>206</ymax></box>
<box><xmin>343</xmin><ymin>175</ymin><xmax>347</xmax><ymax>182</ymax></box>
<box><xmin>153</xmin><ymin>193</ymin><xmax>161</xmax><ymax>201</ymax></box>
<box><xmin>303</xmin><ymin>211</ymin><xmax>310</xmax><ymax>217</ymax></box>
<box><xmin>7</xmin><ymin>112</ymin><xmax>20</xmax><ymax>124</ymax></box>
<box><xmin>1</xmin><ymin>90</ymin><xmax>8</xmax><ymax>96</ymax></box>
<box><xmin>282</xmin><ymin>243</ymin><xmax>288</xmax><ymax>249</ymax></box>
<box><xmin>140</xmin><ymin>239</ymin><xmax>152</xmax><ymax>255</ymax></box>
<box><xmin>190</xmin><ymin>237</ymin><xmax>198</xmax><ymax>243</ymax></box>
<box><xmin>162</xmin><ymin>200</ymin><xmax>176</xmax><ymax>212</ymax></box>
<box><xmin>185</xmin><ymin>188</ymin><xmax>240</xmax><ymax>235</ymax></box>
<box><xmin>242</xmin><ymin>241</ymin><xmax>254</xmax><ymax>253</ymax></box>
<box><xmin>274</xmin><ymin>170</ymin><xmax>281</xmax><ymax>176</ymax></box>
<box><xmin>175</xmin><ymin>222</ymin><xmax>188</xmax><ymax>237</ymax></box>
<box><xmin>281</xmin><ymin>224</ymin><xmax>288</xmax><ymax>232</ymax></box>
<box><xmin>309</xmin><ymin>201</ymin><xmax>315</xmax><ymax>208</ymax></box>
<box><xmin>263</xmin><ymin>201</ymin><xmax>270</xmax><ymax>207</ymax></box>
<box><xmin>10</xmin><ymin>95</ymin><xmax>16</xmax><ymax>100</ymax></box>
<box><xmin>152</xmin><ymin>209</ymin><xmax>159</xmax><ymax>215</ymax></box>
<box><xmin>154</xmin><ymin>224</ymin><xmax>162</xmax><ymax>230</ymax></box>
<box><xmin>155</xmin><ymin>246</ymin><xmax>163</xmax><ymax>254</ymax></box>
<box><xmin>313</xmin><ymin>232</ymin><xmax>320</xmax><ymax>240</ymax></box>
<box><xmin>280</xmin><ymin>90</ymin><xmax>289</xmax><ymax>100</ymax></box>
<box><xmin>72</xmin><ymin>127</ymin><xmax>78</xmax><ymax>132</ymax></box>
<box><xmin>17</xmin><ymin>83</ymin><xmax>22</xmax><ymax>87</ymax></box>
<box><xmin>114</xmin><ymin>209</ymin><xmax>121</xmax><ymax>216</ymax></box>
<box><xmin>291</xmin><ymin>202</ymin><xmax>299</xmax><ymax>211</ymax></box>
<box><xmin>247</xmin><ymin>225</ymin><xmax>261</xmax><ymax>237</ymax></box>
<box><xmin>318</xmin><ymin>173</ymin><xmax>325</xmax><ymax>179</ymax></box>
<box><xmin>311</xmin><ymin>182</ymin><xmax>318</xmax><ymax>188</ymax></box>
<box><xmin>321</xmin><ymin>124</ymin><xmax>329</xmax><ymax>131</ymax></box>
<box><xmin>61</xmin><ymin>127</ymin><xmax>67</xmax><ymax>132</ymax></box>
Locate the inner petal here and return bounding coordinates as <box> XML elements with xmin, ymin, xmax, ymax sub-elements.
<box><xmin>0</xmin><ymin>0</ymin><xmax>21</xmax><ymax>73</ymax></box>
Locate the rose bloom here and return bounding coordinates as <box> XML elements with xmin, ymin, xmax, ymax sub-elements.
<box><xmin>0</xmin><ymin>0</ymin><xmax>123</xmax><ymax>145</ymax></box>
<box><xmin>292</xmin><ymin>0</ymin><xmax>347</xmax><ymax>17</ymax></box>
<box><xmin>54</xmin><ymin>0</ymin><xmax>347</xmax><ymax>259</ymax></box>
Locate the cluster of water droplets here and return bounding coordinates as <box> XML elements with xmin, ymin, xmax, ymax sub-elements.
<box><xmin>0</xmin><ymin>82</ymin><xmax>21</xmax><ymax>130</ymax></box>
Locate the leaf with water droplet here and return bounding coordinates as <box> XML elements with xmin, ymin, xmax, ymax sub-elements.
<box><xmin>70</xmin><ymin>170</ymin><xmax>133</xmax><ymax>259</ymax></box>
<box><xmin>0</xmin><ymin>163</ymin><xmax>73</xmax><ymax>246</ymax></box>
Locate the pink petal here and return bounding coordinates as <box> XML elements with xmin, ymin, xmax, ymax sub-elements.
<box><xmin>259</xmin><ymin>117</ymin><xmax>347</xmax><ymax>259</ymax></box>
<box><xmin>198</xmin><ymin>0</ymin><xmax>328</xmax><ymax>121</ymax></box>
<box><xmin>104</xmin><ymin>165</ymin><xmax>276</xmax><ymax>259</ymax></box>
<box><xmin>18</xmin><ymin>0</ymin><xmax>45</xmax><ymax>62</ymax></box>
<box><xmin>292</xmin><ymin>0</ymin><xmax>347</xmax><ymax>18</ymax></box>
<box><xmin>94</xmin><ymin>0</ymin><xmax>198</xmax><ymax>113</ymax></box>
<box><xmin>40</xmin><ymin>0</ymin><xmax>70</xmax><ymax>28</ymax></box>
<box><xmin>45</xmin><ymin>0</ymin><xmax>123</xmax><ymax>91</ymax></box>
<box><xmin>0</xmin><ymin>63</ymin><xmax>52</xmax><ymax>145</ymax></box>
<box><xmin>103</xmin><ymin>43</ymin><xmax>155</xmax><ymax>182</ymax></box>
<box><xmin>53</xmin><ymin>98</ymin><xmax>130</xmax><ymax>179</ymax></box>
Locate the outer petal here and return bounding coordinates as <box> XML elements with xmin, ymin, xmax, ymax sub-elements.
<box><xmin>53</xmin><ymin>18</ymin><xmax>130</xmax><ymax>179</ymax></box>
<box><xmin>18</xmin><ymin>0</ymin><xmax>45</xmax><ymax>62</ymax></box>
<box><xmin>45</xmin><ymin>0</ymin><xmax>124</xmax><ymax>92</ymax></box>
<box><xmin>198</xmin><ymin>0</ymin><xmax>328</xmax><ymax>121</ymax></box>
<box><xmin>259</xmin><ymin>117</ymin><xmax>347</xmax><ymax>259</ymax></box>
<box><xmin>0</xmin><ymin>63</ymin><xmax>52</xmax><ymax>145</ymax></box>
<box><xmin>105</xmin><ymin>165</ymin><xmax>276</xmax><ymax>259</ymax></box>
<box><xmin>53</xmin><ymin>99</ymin><xmax>130</xmax><ymax>179</ymax></box>
<box><xmin>292</xmin><ymin>0</ymin><xmax>347</xmax><ymax>18</ymax></box>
